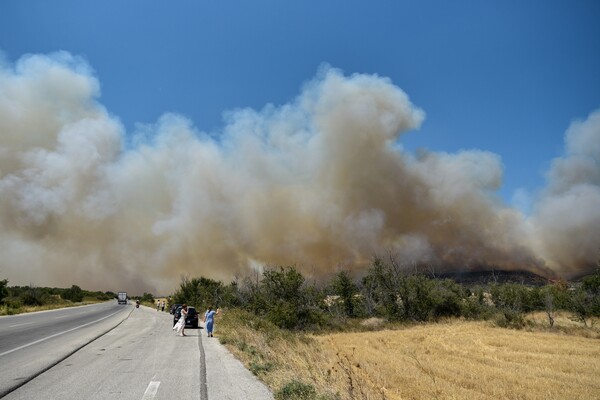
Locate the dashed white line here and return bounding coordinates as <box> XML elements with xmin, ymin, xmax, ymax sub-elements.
<box><xmin>8</xmin><ymin>321</ymin><xmax>35</xmax><ymax>328</ymax></box>
<box><xmin>141</xmin><ymin>381</ymin><xmax>161</xmax><ymax>400</ymax></box>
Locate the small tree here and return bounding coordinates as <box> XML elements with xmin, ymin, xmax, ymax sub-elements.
<box><xmin>363</xmin><ymin>256</ymin><xmax>465</xmax><ymax>322</ymax></box>
<box><xmin>581</xmin><ymin>269</ymin><xmax>600</xmax><ymax>317</ymax></box>
<box><xmin>61</xmin><ymin>285</ymin><xmax>84</xmax><ymax>302</ymax></box>
<box><xmin>20</xmin><ymin>285</ymin><xmax>50</xmax><ymax>306</ymax></box>
<box><xmin>0</xmin><ymin>279</ymin><xmax>8</xmax><ymax>305</ymax></box>
<box><xmin>262</xmin><ymin>267</ymin><xmax>305</xmax><ymax>329</ymax></box>
<box><xmin>396</xmin><ymin>274</ymin><xmax>437</xmax><ymax>321</ymax></box>
<box><xmin>140</xmin><ymin>292</ymin><xmax>155</xmax><ymax>303</ymax></box>
<box><xmin>490</xmin><ymin>283</ymin><xmax>540</xmax><ymax>328</ymax></box>
<box><xmin>259</xmin><ymin>266</ymin><xmax>323</xmax><ymax>330</ymax></box>
<box><xmin>462</xmin><ymin>286</ymin><xmax>495</xmax><ymax>320</ymax></box>
<box><xmin>568</xmin><ymin>269</ymin><xmax>600</xmax><ymax>327</ymax></box>
<box><xmin>331</xmin><ymin>270</ymin><xmax>359</xmax><ymax>318</ymax></box>
<box><xmin>540</xmin><ymin>280</ymin><xmax>569</xmax><ymax>328</ymax></box>
<box><xmin>430</xmin><ymin>279</ymin><xmax>465</xmax><ymax>319</ymax></box>
<box><xmin>363</xmin><ymin>257</ymin><xmax>403</xmax><ymax>321</ymax></box>
<box><xmin>172</xmin><ymin>276</ymin><xmax>226</xmax><ymax>310</ymax></box>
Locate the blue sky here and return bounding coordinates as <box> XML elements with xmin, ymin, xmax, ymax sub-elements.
<box><xmin>1</xmin><ymin>1</ymin><xmax>600</xmax><ymax>290</ymax></box>
<box><xmin>1</xmin><ymin>0</ymin><xmax>599</xmax><ymax>205</ymax></box>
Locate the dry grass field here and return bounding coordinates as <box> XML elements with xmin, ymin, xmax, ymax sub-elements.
<box><xmin>315</xmin><ymin>319</ymin><xmax>600</xmax><ymax>399</ymax></box>
<box><xmin>218</xmin><ymin>311</ymin><xmax>600</xmax><ymax>400</ymax></box>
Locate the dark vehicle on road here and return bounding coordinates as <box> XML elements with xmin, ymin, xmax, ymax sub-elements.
<box><xmin>172</xmin><ymin>306</ymin><xmax>199</xmax><ymax>329</ymax></box>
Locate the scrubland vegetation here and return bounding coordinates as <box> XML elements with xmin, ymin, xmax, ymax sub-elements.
<box><xmin>0</xmin><ymin>278</ymin><xmax>158</xmax><ymax>315</ymax></box>
<box><xmin>0</xmin><ymin>279</ymin><xmax>115</xmax><ymax>315</ymax></box>
<box><xmin>166</xmin><ymin>258</ymin><xmax>600</xmax><ymax>399</ymax></box>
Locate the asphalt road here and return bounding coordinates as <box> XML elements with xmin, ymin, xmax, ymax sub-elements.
<box><xmin>0</xmin><ymin>304</ymin><xmax>273</xmax><ymax>400</ymax></box>
<box><xmin>0</xmin><ymin>301</ymin><xmax>132</xmax><ymax>397</ymax></box>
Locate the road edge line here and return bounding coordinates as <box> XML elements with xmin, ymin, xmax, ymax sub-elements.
<box><xmin>198</xmin><ymin>328</ymin><xmax>208</xmax><ymax>400</ymax></box>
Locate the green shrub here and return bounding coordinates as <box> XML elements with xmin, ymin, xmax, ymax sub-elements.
<box><xmin>249</xmin><ymin>361</ymin><xmax>274</xmax><ymax>375</ymax></box>
<box><xmin>96</xmin><ymin>293</ymin><xmax>111</xmax><ymax>301</ymax></box>
<box><xmin>275</xmin><ymin>380</ymin><xmax>317</xmax><ymax>400</ymax></box>
<box><xmin>172</xmin><ymin>276</ymin><xmax>238</xmax><ymax>311</ymax></box>
<box><xmin>568</xmin><ymin>271</ymin><xmax>600</xmax><ymax>327</ymax></box>
<box><xmin>461</xmin><ymin>287</ymin><xmax>495</xmax><ymax>320</ymax></box>
<box><xmin>0</xmin><ymin>279</ymin><xmax>8</xmax><ymax>305</ymax></box>
<box><xmin>236</xmin><ymin>340</ymin><xmax>248</xmax><ymax>352</ymax></box>
<box><xmin>489</xmin><ymin>283</ymin><xmax>542</xmax><ymax>329</ymax></box>
<box><xmin>61</xmin><ymin>285</ymin><xmax>84</xmax><ymax>302</ymax></box>
<box><xmin>362</xmin><ymin>258</ymin><xmax>467</xmax><ymax>322</ymax></box>
<box><xmin>251</xmin><ymin>266</ymin><xmax>325</xmax><ymax>330</ymax></box>
<box><xmin>6</xmin><ymin>298</ymin><xmax>23</xmax><ymax>309</ymax></box>
<box><xmin>494</xmin><ymin>309</ymin><xmax>526</xmax><ymax>329</ymax></box>
<box><xmin>330</xmin><ymin>270</ymin><xmax>360</xmax><ymax>318</ymax></box>
<box><xmin>140</xmin><ymin>292</ymin><xmax>155</xmax><ymax>303</ymax></box>
<box><xmin>21</xmin><ymin>286</ymin><xmax>50</xmax><ymax>305</ymax></box>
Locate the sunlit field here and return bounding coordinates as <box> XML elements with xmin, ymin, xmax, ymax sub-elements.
<box><xmin>219</xmin><ymin>311</ymin><xmax>600</xmax><ymax>400</ymax></box>
<box><xmin>315</xmin><ymin>319</ymin><xmax>600</xmax><ymax>399</ymax></box>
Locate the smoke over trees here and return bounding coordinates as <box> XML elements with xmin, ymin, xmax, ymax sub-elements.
<box><xmin>1</xmin><ymin>52</ymin><xmax>599</xmax><ymax>293</ymax></box>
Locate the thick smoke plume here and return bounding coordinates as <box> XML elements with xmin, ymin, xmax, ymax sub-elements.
<box><xmin>1</xmin><ymin>53</ymin><xmax>598</xmax><ymax>293</ymax></box>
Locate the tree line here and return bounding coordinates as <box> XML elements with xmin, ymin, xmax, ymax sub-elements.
<box><xmin>0</xmin><ymin>280</ymin><xmax>115</xmax><ymax>313</ymax></box>
<box><xmin>169</xmin><ymin>258</ymin><xmax>600</xmax><ymax>331</ymax></box>
<box><xmin>3</xmin><ymin>258</ymin><xmax>598</xmax><ymax>328</ymax></box>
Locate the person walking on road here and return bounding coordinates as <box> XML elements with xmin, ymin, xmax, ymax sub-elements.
<box><xmin>161</xmin><ymin>300</ymin><xmax>165</xmax><ymax>312</ymax></box>
<box><xmin>173</xmin><ymin>304</ymin><xmax>188</xmax><ymax>336</ymax></box>
<box><xmin>203</xmin><ymin>306</ymin><xmax>220</xmax><ymax>337</ymax></box>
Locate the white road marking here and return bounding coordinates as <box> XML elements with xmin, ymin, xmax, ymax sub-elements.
<box><xmin>9</xmin><ymin>313</ymin><xmax>69</xmax><ymax>326</ymax></box>
<box><xmin>141</xmin><ymin>381</ymin><xmax>161</xmax><ymax>400</ymax></box>
<box><xmin>0</xmin><ymin>310</ymin><xmax>123</xmax><ymax>357</ymax></box>
<box><xmin>8</xmin><ymin>321</ymin><xmax>35</xmax><ymax>328</ymax></box>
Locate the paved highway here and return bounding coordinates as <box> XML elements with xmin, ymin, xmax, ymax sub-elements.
<box><xmin>0</xmin><ymin>304</ymin><xmax>273</xmax><ymax>399</ymax></box>
<box><xmin>0</xmin><ymin>301</ymin><xmax>132</xmax><ymax>397</ymax></box>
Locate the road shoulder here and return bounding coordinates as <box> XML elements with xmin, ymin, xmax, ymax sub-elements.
<box><xmin>200</xmin><ymin>326</ymin><xmax>273</xmax><ymax>400</ymax></box>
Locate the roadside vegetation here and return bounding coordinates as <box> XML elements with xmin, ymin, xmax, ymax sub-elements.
<box><xmin>167</xmin><ymin>257</ymin><xmax>600</xmax><ymax>399</ymax></box>
<box><xmin>0</xmin><ymin>278</ymin><xmax>161</xmax><ymax>315</ymax></box>
<box><xmin>0</xmin><ymin>280</ymin><xmax>116</xmax><ymax>315</ymax></box>
<box><xmin>132</xmin><ymin>292</ymin><xmax>156</xmax><ymax>308</ymax></box>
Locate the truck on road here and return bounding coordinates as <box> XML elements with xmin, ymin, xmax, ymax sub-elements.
<box><xmin>117</xmin><ymin>292</ymin><xmax>127</xmax><ymax>305</ymax></box>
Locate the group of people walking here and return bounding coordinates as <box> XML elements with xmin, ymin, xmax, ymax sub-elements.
<box><xmin>172</xmin><ymin>304</ymin><xmax>220</xmax><ymax>337</ymax></box>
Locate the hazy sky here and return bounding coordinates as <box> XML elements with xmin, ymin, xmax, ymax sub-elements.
<box><xmin>1</xmin><ymin>1</ymin><xmax>599</xmax><ymax>293</ymax></box>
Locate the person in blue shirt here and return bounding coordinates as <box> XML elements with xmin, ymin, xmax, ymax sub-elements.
<box><xmin>203</xmin><ymin>306</ymin><xmax>220</xmax><ymax>337</ymax></box>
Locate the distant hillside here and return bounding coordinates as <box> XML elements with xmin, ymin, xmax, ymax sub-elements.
<box><xmin>569</xmin><ymin>268</ymin><xmax>600</xmax><ymax>283</ymax></box>
<box><xmin>437</xmin><ymin>269</ymin><xmax>550</xmax><ymax>287</ymax></box>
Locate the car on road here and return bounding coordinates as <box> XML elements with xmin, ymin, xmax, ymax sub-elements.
<box><xmin>172</xmin><ymin>306</ymin><xmax>199</xmax><ymax>329</ymax></box>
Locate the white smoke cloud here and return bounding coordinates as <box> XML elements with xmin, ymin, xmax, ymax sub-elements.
<box><xmin>0</xmin><ymin>52</ymin><xmax>598</xmax><ymax>294</ymax></box>
<box><xmin>531</xmin><ymin>110</ymin><xmax>600</xmax><ymax>276</ymax></box>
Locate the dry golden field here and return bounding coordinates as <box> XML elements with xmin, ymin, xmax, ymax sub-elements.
<box><xmin>219</xmin><ymin>311</ymin><xmax>600</xmax><ymax>400</ymax></box>
<box><xmin>315</xmin><ymin>319</ymin><xmax>600</xmax><ymax>399</ymax></box>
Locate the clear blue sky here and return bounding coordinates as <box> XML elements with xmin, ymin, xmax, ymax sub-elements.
<box><xmin>1</xmin><ymin>0</ymin><xmax>599</xmax><ymax>205</ymax></box>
